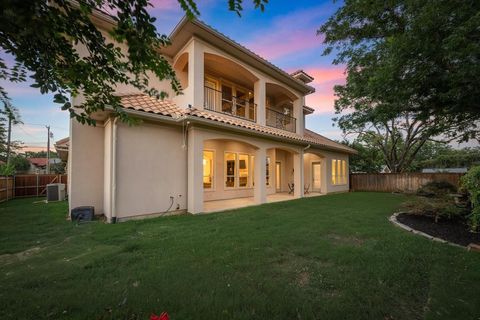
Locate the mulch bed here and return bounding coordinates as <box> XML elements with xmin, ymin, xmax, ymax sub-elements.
<box><xmin>396</xmin><ymin>213</ymin><xmax>480</xmax><ymax>247</ymax></box>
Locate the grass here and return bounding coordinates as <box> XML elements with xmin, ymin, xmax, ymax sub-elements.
<box><xmin>0</xmin><ymin>193</ymin><xmax>479</xmax><ymax>320</ymax></box>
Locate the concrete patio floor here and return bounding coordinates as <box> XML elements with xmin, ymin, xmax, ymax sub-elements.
<box><xmin>203</xmin><ymin>192</ymin><xmax>323</xmax><ymax>213</ymax></box>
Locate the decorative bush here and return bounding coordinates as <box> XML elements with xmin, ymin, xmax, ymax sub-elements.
<box><xmin>461</xmin><ymin>166</ymin><xmax>480</xmax><ymax>232</ymax></box>
<box><xmin>402</xmin><ymin>196</ymin><xmax>466</xmax><ymax>223</ymax></box>
<box><xmin>417</xmin><ymin>180</ymin><xmax>457</xmax><ymax>198</ymax></box>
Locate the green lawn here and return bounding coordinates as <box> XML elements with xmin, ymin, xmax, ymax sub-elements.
<box><xmin>1</xmin><ymin>193</ymin><xmax>479</xmax><ymax>320</ymax></box>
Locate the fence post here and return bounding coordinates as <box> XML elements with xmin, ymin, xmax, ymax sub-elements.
<box><xmin>36</xmin><ymin>175</ymin><xmax>39</xmax><ymax>197</ymax></box>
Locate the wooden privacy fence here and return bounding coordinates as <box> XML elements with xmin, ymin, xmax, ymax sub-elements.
<box><xmin>0</xmin><ymin>174</ymin><xmax>68</xmax><ymax>202</ymax></box>
<box><xmin>0</xmin><ymin>176</ymin><xmax>14</xmax><ymax>203</ymax></box>
<box><xmin>350</xmin><ymin>173</ymin><xmax>464</xmax><ymax>193</ymax></box>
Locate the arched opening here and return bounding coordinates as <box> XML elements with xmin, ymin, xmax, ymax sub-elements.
<box><xmin>173</xmin><ymin>52</ymin><xmax>189</xmax><ymax>89</ymax></box>
<box><xmin>265</xmin><ymin>82</ymin><xmax>299</xmax><ymax>133</ymax></box>
<box><xmin>266</xmin><ymin>146</ymin><xmax>298</xmax><ymax>195</ymax></box>
<box><xmin>203</xmin><ymin>53</ymin><xmax>259</xmax><ymax>121</ymax></box>
<box><xmin>304</xmin><ymin>151</ymin><xmax>326</xmax><ymax>195</ymax></box>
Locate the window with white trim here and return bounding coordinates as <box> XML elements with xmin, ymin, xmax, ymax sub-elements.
<box><xmin>203</xmin><ymin>150</ymin><xmax>214</xmax><ymax>189</ymax></box>
<box><xmin>331</xmin><ymin>159</ymin><xmax>347</xmax><ymax>185</ymax></box>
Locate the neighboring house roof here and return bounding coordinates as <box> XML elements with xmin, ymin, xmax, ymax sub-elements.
<box><xmin>54</xmin><ymin>137</ymin><xmax>70</xmax><ymax>161</ymax></box>
<box><xmin>29</xmin><ymin>158</ymin><xmax>48</xmax><ymax>167</ymax></box>
<box><xmin>119</xmin><ymin>94</ymin><xmax>356</xmax><ymax>154</ymax></box>
<box><xmin>55</xmin><ymin>137</ymin><xmax>69</xmax><ymax>149</ymax></box>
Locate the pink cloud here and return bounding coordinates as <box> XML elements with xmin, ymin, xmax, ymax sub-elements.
<box><xmin>303</xmin><ymin>66</ymin><xmax>346</xmax><ymax>114</ymax></box>
<box><xmin>305</xmin><ymin>66</ymin><xmax>346</xmax><ymax>85</ymax></box>
<box><xmin>244</xmin><ymin>5</ymin><xmax>330</xmax><ymax>60</ymax></box>
<box><xmin>248</xmin><ymin>30</ymin><xmax>323</xmax><ymax>61</ymax></box>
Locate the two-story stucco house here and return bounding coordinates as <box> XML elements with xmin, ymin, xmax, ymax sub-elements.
<box><xmin>68</xmin><ymin>12</ymin><xmax>356</xmax><ymax>222</ymax></box>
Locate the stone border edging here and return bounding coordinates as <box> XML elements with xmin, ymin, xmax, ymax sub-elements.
<box><xmin>389</xmin><ymin>212</ymin><xmax>465</xmax><ymax>249</ymax></box>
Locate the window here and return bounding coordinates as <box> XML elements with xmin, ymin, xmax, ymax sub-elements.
<box><xmin>266</xmin><ymin>157</ymin><xmax>271</xmax><ymax>186</ymax></box>
<box><xmin>225</xmin><ymin>153</ymin><xmax>236</xmax><ymax>188</ymax></box>
<box><xmin>331</xmin><ymin>159</ymin><xmax>347</xmax><ymax>185</ymax></box>
<box><xmin>203</xmin><ymin>151</ymin><xmax>214</xmax><ymax>189</ymax></box>
<box><xmin>239</xmin><ymin>154</ymin><xmax>249</xmax><ymax>187</ymax></box>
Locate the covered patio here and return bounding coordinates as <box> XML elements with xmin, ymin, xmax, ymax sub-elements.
<box><xmin>204</xmin><ymin>191</ymin><xmax>323</xmax><ymax>213</ymax></box>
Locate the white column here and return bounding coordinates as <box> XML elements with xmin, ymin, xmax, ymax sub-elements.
<box><xmin>293</xmin><ymin>149</ymin><xmax>304</xmax><ymax>198</ymax></box>
<box><xmin>254</xmin><ymin>79</ymin><xmax>266</xmax><ymax>125</ymax></box>
<box><xmin>293</xmin><ymin>97</ymin><xmax>304</xmax><ymax>135</ymax></box>
<box><xmin>188</xmin><ymin>39</ymin><xmax>204</xmax><ymax>109</ymax></box>
<box><xmin>187</xmin><ymin>126</ymin><xmax>204</xmax><ymax>214</ymax></box>
<box><xmin>254</xmin><ymin>147</ymin><xmax>267</xmax><ymax>204</ymax></box>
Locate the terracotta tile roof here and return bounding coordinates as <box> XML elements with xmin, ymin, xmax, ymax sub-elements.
<box><xmin>119</xmin><ymin>94</ymin><xmax>356</xmax><ymax>154</ymax></box>
<box><xmin>120</xmin><ymin>94</ymin><xmax>184</xmax><ymax>118</ymax></box>
<box><xmin>303</xmin><ymin>129</ymin><xmax>356</xmax><ymax>154</ymax></box>
<box><xmin>28</xmin><ymin>158</ymin><xmax>48</xmax><ymax>167</ymax></box>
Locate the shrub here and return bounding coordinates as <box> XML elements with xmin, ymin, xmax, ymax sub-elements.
<box><xmin>461</xmin><ymin>166</ymin><xmax>480</xmax><ymax>232</ymax></box>
<box><xmin>402</xmin><ymin>196</ymin><xmax>466</xmax><ymax>222</ymax></box>
<box><xmin>417</xmin><ymin>180</ymin><xmax>457</xmax><ymax>198</ymax></box>
<box><xmin>0</xmin><ymin>163</ymin><xmax>15</xmax><ymax>176</ymax></box>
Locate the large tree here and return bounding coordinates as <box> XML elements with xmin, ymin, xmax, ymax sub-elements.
<box><xmin>0</xmin><ymin>0</ymin><xmax>268</xmax><ymax>125</ymax></box>
<box><xmin>320</xmin><ymin>0</ymin><xmax>480</xmax><ymax>143</ymax></box>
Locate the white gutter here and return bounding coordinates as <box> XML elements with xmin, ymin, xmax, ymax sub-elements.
<box><xmin>110</xmin><ymin>117</ymin><xmax>118</xmax><ymax>223</ymax></box>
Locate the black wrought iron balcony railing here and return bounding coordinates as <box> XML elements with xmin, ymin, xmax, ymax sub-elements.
<box><xmin>204</xmin><ymin>86</ymin><xmax>257</xmax><ymax>122</ymax></box>
<box><xmin>266</xmin><ymin>107</ymin><xmax>297</xmax><ymax>133</ymax></box>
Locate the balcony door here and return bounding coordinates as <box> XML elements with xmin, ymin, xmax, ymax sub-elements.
<box><xmin>312</xmin><ymin>162</ymin><xmax>322</xmax><ymax>192</ymax></box>
<box><xmin>204</xmin><ymin>78</ymin><xmax>218</xmax><ymax>111</ymax></box>
<box><xmin>221</xmin><ymin>84</ymin><xmax>233</xmax><ymax>114</ymax></box>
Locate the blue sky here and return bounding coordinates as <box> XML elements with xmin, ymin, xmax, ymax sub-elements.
<box><xmin>1</xmin><ymin>0</ymin><xmax>347</xmax><ymax>152</ymax></box>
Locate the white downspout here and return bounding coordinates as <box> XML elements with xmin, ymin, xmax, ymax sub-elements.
<box><xmin>303</xmin><ymin>144</ymin><xmax>311</xmax><ymax>152</ymax></box>
<box><xmin>111</xmin><ymin>118</ymin><xmax>118</xmax><ymax>223</ymax></box>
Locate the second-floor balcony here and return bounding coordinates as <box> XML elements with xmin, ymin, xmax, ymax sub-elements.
<box><xmin>204</xmin><ymin>86</ymin><xmax>257</xmax><ymax>122</ymax></box>
<box><xmin>266</xmin><ymin>108</ymin><xmax>297</xmax><ymax>133</ymax></box>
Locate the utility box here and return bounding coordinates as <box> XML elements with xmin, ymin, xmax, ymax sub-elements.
<box><xmin>71</xmin><ymin>206</ymin><xmax>95</xmax><ymax>222</ymax></box>
<box><xmin>46</xmin><ymin>183</ymin><xmax>66</xmax><ymax>202</ymax></box>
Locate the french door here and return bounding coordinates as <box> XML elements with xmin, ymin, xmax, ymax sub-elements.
<box><xmin>312</xmin><ymin>162</ymin><xmax>322</xmax><ymax>192</ymax></box>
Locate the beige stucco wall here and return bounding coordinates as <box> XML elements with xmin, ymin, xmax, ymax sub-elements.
<box><xmin>114</xmin><ymin>121</ymin><xmax>187</xmax><ymax>218</ymax></box>
<box><xmin>74</xmin><ymin>28</ymin><xmax>176</xmax><ymax>100</ymax></box>
<box><xmin>69</xmin><ymin>119</ymin><xmax>105</xmax><ymax>214</ymax></box>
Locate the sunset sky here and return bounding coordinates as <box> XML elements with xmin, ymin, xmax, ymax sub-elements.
<box><xmin>0</xmin><ymin>0</ymin><xmax>347</xmax><ymax>152</ymax></box>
